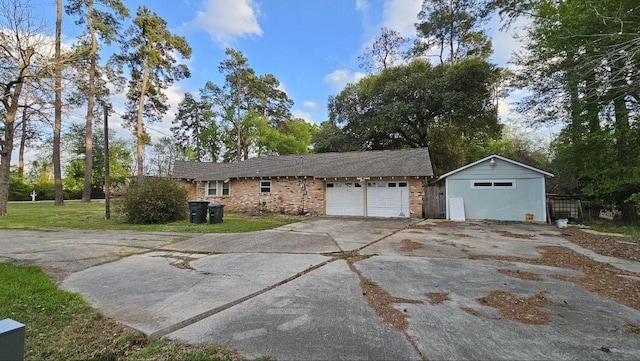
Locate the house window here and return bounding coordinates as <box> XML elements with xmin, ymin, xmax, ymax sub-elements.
<box><xmin>260</xmin><ymin>180</ymin><xmax>271</xmax><ymax>194</ymax></box>
<box><xmin>207</xmin><ymin>181</ymin><xmax>217</xmax><ymax>196</ymax></box>
<box><xmin>222</xmin><ymin>182</ymin><xmax>230</xmax><ymax>196</ymax></box>
<box><xmin>398</xmin><ymin>182</ymin><xmax>408</xmax><ymax>187</ymax></box>
<box><xmin>326</xmin><ymin>183</ymin><xmax>334</xmax><ymax>188</ymax></box>
<box><xmin>388</xmin><ymin>182</ymin><xmax>397</xmax><ymax>187</ymax></box>
<box><xmin>471</xmin><ymin>180</ymin><xmax>516</xmax><ymax>189</ymax></box>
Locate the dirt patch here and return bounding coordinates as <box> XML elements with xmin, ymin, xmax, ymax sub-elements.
<box><xmin>346</xmin><ymin>257</ymin><xmax>427</xmax><ymax>361</ymax></box>
<box><xmin>400</xmin><ymin>239</ymin><xmax>424</xmax><ymax>252</ymax></box>
<box><xmin>452</xmin><ymin>233</ymin><xmax>471</xmax><ymax>238</ymax></box>
<box><xmin>475</xmin><ymin>290</ymin><xmax>551</xmax><ymax>324</ymax></box>
<box><xmin>168</xmin><ymin>256</ymin><xmax>197</xmax><ymax>271</ymax></box>
<box><xmin>563</xmin><ymin>228</ymin><xmax>640</xmax><ymax>262</ymax></box>
<box><xmin>426</xmin><ymin>292</ymin><xmax>449</xmax><ymax>305</ymax></box>
<box><xmin>496</xmin><ymin>230</ymin><xmax>535</xmax><ymax>239</ymax></box>
<box><xmin>346</xmin><ymin>259</ymin><xmax>423</xmax><ymax>332</ymax></box>
<box><xmin>460</xmin><ymin>306</ymin><xmax>484</xmax><ymax>318</ymax></box>
<box><xmin>625</xmin><ymin>323</ymin><xmax>640</xmax><ymax>334</ymax></box>
<box><xmin>498</xmin><ymin>269</ymin><xmax>543</xmax><ymax>281</ymax></box>
<box><xmin>477</xmin><ymin>246</ymin><xmax>640</xmax><ymax>311</ymax></box>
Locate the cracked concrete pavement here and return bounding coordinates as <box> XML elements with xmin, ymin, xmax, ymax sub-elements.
<box><xmin>1</xmin><ymin>218</ymin><xmax>639</xmax><ymax>360</ymax></box>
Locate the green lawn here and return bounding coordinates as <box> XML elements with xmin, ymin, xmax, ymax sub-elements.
<box><xmin>0</xmin><ymin>201</ymin><xmax>300</xmax><ymax>233</ymax></box>
<box><xmin>585</xmin><ymin>218</ymin><xmax>640</xmax><ymax>243</ymax></box>
<box><xmin>0</xmin><ymin>262</ymin><xmax>248</xmax><ymax>361</ymax></box>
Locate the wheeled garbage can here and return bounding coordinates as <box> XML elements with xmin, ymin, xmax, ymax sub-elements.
<box><xmin>208</xmin><ymin>203</ymin><xmax>225</xmax><ymax>224</ymax></box>
<box><xmin>188</xmin><ymin>200</ymin><xmax>210</xmax><ymax>224</ymax></box>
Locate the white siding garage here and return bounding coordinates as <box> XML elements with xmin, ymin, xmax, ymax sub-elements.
<box><xmin>367</xmin><ymin>181</ymin><xmax>410</xmax><ymax>217</ymax></box>
<box><xmin>439</xmin><ymin>155</ymin><xmax>553</xmax><ymax>222</ymax></box>
<box><xmin>326</xmin><ymin>182</ymin><xmax>364</xmax><ymax>216</ymax></box>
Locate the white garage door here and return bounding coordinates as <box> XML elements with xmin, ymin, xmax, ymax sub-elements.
<box><xmin>326</xmin><ymin>182</ymin><xmax>364</xmax><ymax>216</ymax></box>
<box><xmin>367</xmin><ymin>181</ymin><xmax>410</xmax><ymax>218</ymax></box>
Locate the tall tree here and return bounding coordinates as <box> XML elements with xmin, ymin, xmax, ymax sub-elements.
<box><xmin>52</xmin><ymin>0</ymin><xmax>64</xmax><ymax>206</ymax></box>
<box><xmin>312</xmin><ymin>121</ymin><xmax>362</xmax><ymax>153</ymax></box>
<box><xmin>171</xmin><ymin>92</ymin><xmax>206</xmax><ymax>161</ymax></box>
<box><xmin>217</xmin><ymin>48</ymin><xmax>293</xmax><ymax>161</ymax></box>
<box><xmin>145</xmin><ymin>136</ymin><xmax>182</xmax><ymax>177</ymax></box>
<box><xmin>492</xmin><ymin>0</ymin><xmax>640</xmax><ymax>221</ymax></box>
<box><xmin>63</xmin><ymin>123</ymin><xmax>132</xmax><ymax>193</ymax></box>
<box><xmin>66</xmin><ymin>0</ymin><xmax>128</xmax><ymax>202</ymax></box>
<box><xmin>358</xmin><ymin>27</ymin><xmax>409</xmax><ymax>73</ymax></box>
<box><xmin>412</xmin><ymin>0</ymin><xmax>492</xmax><ymax>64</ymax></box>
<box><xmin>115</xmin><ymin>6</ymin><xmax>191</xmax><ymax>183</ymax></box>
<box><xmin>0</xmin><ymin>0</ymin><xmax>44</xmax><ymax>214</ymax></box>
<box><xmin>329</xmin><ymin>58</ymin><xmax>501</xmax><ymax>174</ymax></box>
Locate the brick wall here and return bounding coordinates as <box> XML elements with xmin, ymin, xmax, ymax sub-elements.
<box><xmin>193</xmin><ymin>176</ymin><xmax>426</xmax><ymax>218</ymax></box>
<box><xmin>409</xmin><ymin>177</ymin><xmax>424</xmax><ymax>218</ymax></box>
<box><xmin>199</xmin><ymin>178</ymin><xmax>325</xmax><ymax>215</ymax></box>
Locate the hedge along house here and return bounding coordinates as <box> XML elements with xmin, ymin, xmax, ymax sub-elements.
<box><xmin>438</xmin><ymin>154</ymin><xmax>554</xmax><ymax>222</ymax></box>
<box><xmin>172</xmin><ymin>148</ymin><xmax>433</xmax><ymax>218</ymax></box>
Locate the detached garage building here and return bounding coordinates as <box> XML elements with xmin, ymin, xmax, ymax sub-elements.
<box><xmin>439</xmin><ymin>155</ymin><xmax>554</xmax><ymax>222</ymax></box>
<box><xmin>172</xmin><ymin>148</ymin><xmax>433</xmax><ymax>218</ymax></box>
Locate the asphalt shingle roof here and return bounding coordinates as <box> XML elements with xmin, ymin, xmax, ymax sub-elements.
<box><xmin>172</xmin><ymin>148</ymin><xmax>433</xmax><ymax>181</ymax></box>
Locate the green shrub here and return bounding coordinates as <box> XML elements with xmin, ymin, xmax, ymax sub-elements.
<box><xmin>117</xmin><ymin>177</ymin><xmax>188</xmax><ymax>224</ymax></box>
<box><xmin>34</xmin><ymin>181</ymin><xmax>55</xmax><ymax>200</ymax></box>
<box><xmin>9</xmin><ymin>172</ymin><xmax>31</xmax><ymax>201</ymax></box>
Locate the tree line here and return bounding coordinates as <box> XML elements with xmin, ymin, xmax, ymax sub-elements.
<box><xmin>1</xmin><ymin>0</ymin><xmax>638</xmax><ymax>221</ymax></box>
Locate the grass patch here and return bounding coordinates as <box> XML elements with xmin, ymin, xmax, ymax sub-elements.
<box><xmin>0</xmin><ymin>262</ymin><xmax>251</xmax><ymax>361</ymax></box>
<box><xmin>0</xmin><ymin>201</ymin><xmax>300</xmax><ymax>233</ymax></box>
<box><xmin>584</xmin><ymin>219</ymin><xmax>640</xmax><ymax>243</ymax></box>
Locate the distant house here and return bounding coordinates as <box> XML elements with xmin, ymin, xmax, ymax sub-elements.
<box><xmin>171</xmin><ymin>148</ymin><xmax>433</xmax><ymax>218</ymax></box>
<box><xmin>438</xmin><ymin>155</ymin><xmax>554</xmax><ymax>222</ymax></box>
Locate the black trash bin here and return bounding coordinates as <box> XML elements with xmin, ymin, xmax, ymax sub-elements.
<box><xmin>208</xmin><ymin>203</ymin><xmax>225</xmax><ymax>224</ymax></box>
<box><xmin>188</xmin><ymin>200</ymin><xmax>210</xmax><ymax>224</ymax></box>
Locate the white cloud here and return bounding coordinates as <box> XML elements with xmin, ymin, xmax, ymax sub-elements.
<box><xmin>302</xmin><ymin>101</ymin><xmax>319</xmax><ymax>110</ymax></box>
<box><xmin>292</xmin><ymin>109</ymin><xmax>313</xmax><ymax>123</ymax></box>
<box><xmin>183</xmin><ymin>0</ymin><xmax>262</xmax><ymax>45</ymax></box>
<box><xmin>488</xmin><ymin>16</ymin><xmax>530</xmax><ymax>67</ymax></box>
<box><xmin>382</xmin><ymin>0</ymin><xmax>422</xmax><ymax>37</ymax></box>
<box><xmin>323</xmin><ymin>69</ymin><xmax>366</xmax><ymax>91</ymax></box>
<box><xmin>355</xmin><ymin>0</ymin><xmax>368</xmax><ymax>12</ymax></box>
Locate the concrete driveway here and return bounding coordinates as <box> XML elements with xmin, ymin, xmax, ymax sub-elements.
<box><xmin>2</xmin><ymin>218</ymin><xmax>639</xmax><ymax>360</ymax></box>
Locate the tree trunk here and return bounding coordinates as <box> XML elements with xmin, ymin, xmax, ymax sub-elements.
<box><xmin>0</xmin><ymin>98</ymin><xmax>20</xmax><ymax>215</ymax></box>
<box><xmin>236</xmin><ymin>72</ymin><xmax>242</xmax><ymax>162</ymax></box>
<box><xmin>195</xmin><ymin>108</ymin><xmax>200</xmax><ymax>162</ymax></box>
<box><xmin>19</xmin><ymin>80</ymin><xmax>30</xmax><ymax>177</ymax></box>
<box><xmin>53</xmin><ymin>0</ymin><xmax>64</xmax><ymax>206</ymax></box>
<box><xmin>82</xmin><ymin>0</ymin><xmax>97</xmax><ymax>203</ymax></box>
<box><xmin>1</xmin><ymin>41</ymin><xmax>31</xmax><ymax>215</ymax></box>
<box><xmin>135</xmin><ymin>58</ymin><xmax>151</xmax><ymax>184</ymax></box>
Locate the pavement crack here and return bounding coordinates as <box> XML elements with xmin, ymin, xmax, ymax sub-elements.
<box><xmin>147</xmin><ymin>258</ymin><xmax>335</xmax><ymax>341</ymax></box>
<box><xmin>344</xmin><ymin>255</ymin><xmax>427</xmax><ymax>361</ymax></box>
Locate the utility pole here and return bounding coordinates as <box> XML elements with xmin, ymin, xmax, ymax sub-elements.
<box><xmin>103</xmin><ymin>104</ymin><xmax>111</xmax><ymax>220</ymax></box>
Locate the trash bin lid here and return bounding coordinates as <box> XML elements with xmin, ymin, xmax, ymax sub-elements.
<box><xmin>188</xmin><ymin>200</ymin><xmax>210</xmax><ymax>204</ymax></box>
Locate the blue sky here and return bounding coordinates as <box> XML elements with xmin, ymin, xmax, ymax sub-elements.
<box><xmin>28</xmin><ymin>0</ymin><xmax>526</xmax><ymax>158</ymax></box>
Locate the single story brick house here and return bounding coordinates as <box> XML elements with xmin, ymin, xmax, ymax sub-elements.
<box><xmin>171</xmin><ymin>148</ymin><xmax>433</xmax><ymax>218</ymax></box>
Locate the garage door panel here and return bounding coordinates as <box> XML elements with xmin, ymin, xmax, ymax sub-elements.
<box><xmin>326</xmin><ymin>182</ymin><xmax>364</xmax><ymax>216</ymax></box>
<box><xmin>367</xmin><ymin>182</ymin><xmax>410</xmax><ymax>218</ymax></box>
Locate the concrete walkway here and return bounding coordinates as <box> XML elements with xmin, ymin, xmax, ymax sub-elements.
<box><xmin>1</xmin><ymin>219</ymin><xmax>639</xmax><ymax>360</ymax></box>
